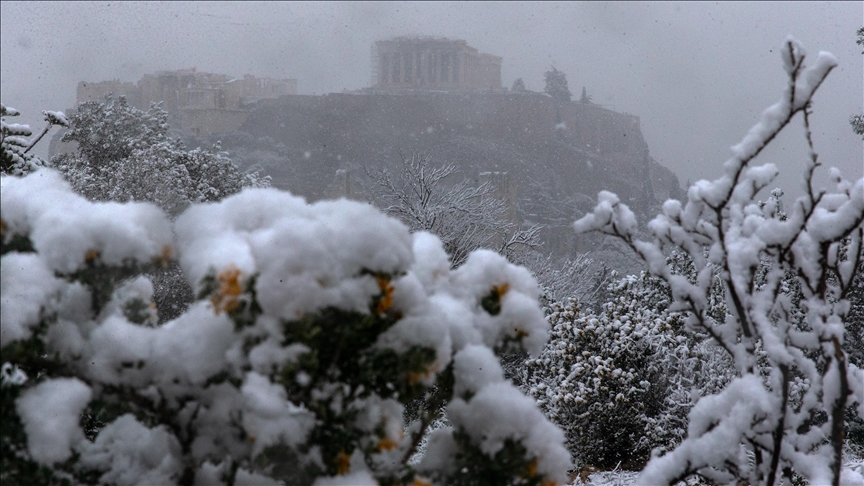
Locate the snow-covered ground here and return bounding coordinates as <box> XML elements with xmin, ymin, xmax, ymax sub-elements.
<box><xmin>571</xmin><ymin>448</ymin><xmax>864</xmax><ymax>486</ymax></box>
<box><xmin>573</xmin><ymin>469</ymin><xmax>638</xmax><ymax>486</ymax></box>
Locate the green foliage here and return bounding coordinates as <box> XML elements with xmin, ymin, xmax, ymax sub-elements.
<box><xmin>0</xmin><ymin>233</ymin><xmax>34</xmax><ymax>255</ymax></box>
<box><xmin>0</xmin><ymin>199</ymin><xmax>165</xmax><ymax>484</ymax></box>
<box><xmin>1</xmin><ymin>226</ymin><xmax>556</xmax><ymax>485</ymax></box>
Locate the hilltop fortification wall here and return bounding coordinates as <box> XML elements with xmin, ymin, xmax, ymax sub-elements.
<box><xmin>244</xmin><ymin>92</ymin><xmax>679</xmax><ymax>203</ymax></box>
<box><xmin>239</xmin><ymin>91</ymin><xmax>681</xmax><ymax>258</ymax></box>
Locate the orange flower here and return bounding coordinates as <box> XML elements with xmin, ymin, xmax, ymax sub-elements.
<box><xmin>377</xmin><ymin>436</ymin><xmax>399</xmax><ymax>452</ymax></box>
<box><xmin>408</xmin><ymin>361</ymin><xmax>440</xmax><ymax>385</ymax></box>
<box><xmin>481</xmin><ymin>282</ymin><xmax>510</xmax><ymax>315</ymax></box>
<box><xmin>375</xmin><ymin>275</ymin><xmax>395</xmax><ymax>314</ymax></box>
<box><xmin>85</xmin><ymin>249</ymin><xmax>100</xmax><ymax>262</ymax></box>
<box><xmin>412</xmin><ymin>477</ymin><xmax>432</xmax><ymax>486</ymax></box>
<box><xmin>335</xmin><ymin>450</ymin><xmax>351</xmax><ymax>475</ymax></box>
<box><xmin>521</xmin><ymin>460</ymin><xmax>557</xmax><ymax>486</ymax></box>
<box><xmin>211</xmin><ymin>266</ymin><xmax>244</xmax><ymax>314</ymax></box>
<box><xmin>493</xmin><ymin>282</ymin><xmax>510</xmax><ymax>298</ymax></box>
<box><xmin>408</xmin><ymin>371</ymin><xmax>425</xmax><ymax>386</ymax></box>
<box><xmin>153</xmin><ymin>245</ymin><xmax>172</xmax><ymax>267</ymax></box>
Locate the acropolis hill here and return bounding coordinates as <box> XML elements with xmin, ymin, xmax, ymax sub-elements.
<box><xmin>54</xmin><ymin>36</ymin><xmax>683</xmax><ymax>259</ymax></box>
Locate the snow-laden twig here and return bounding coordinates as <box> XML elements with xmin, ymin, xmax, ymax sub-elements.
<box><xmin>575</xmin><ymin>37</ymin><xmax>863</xmax><ymax>486</ymax></box>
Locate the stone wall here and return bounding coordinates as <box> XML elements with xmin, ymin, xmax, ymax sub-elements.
<box><xmin>180</xmin><ymin>109</ymin><xmax>252</xmax><ymax>138</ymax></box>
<box><xmin>243</xmin><ymin>92</ymin><xmax>674</xmax><ymax>198</ymax></box>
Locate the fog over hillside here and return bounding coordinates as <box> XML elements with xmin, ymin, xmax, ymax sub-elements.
<box><xmin>3</xmin><ymin>4</ymin><xmax>864</xmax><ymax>484</ymax></box>
<box><xmin>1</xmin><ymin>2</ymin><xmax>861</xmax><ymax>199</ymax></box>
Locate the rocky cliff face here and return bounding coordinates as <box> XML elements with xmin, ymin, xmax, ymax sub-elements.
<box><xmin>226</xmin><ymin>91</ymin><xmax>682</xmax><ymax>259</ymax></box>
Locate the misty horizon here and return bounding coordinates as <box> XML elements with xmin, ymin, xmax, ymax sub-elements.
<box><xmin>2</xmin><ymin>1</ymin><xmax>862</xmax><ymax>200</ymax></box>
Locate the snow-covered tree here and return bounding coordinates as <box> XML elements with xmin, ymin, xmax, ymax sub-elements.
<box><xmin>53</xmin><ymin>96</ymin><xmax>269</xmax><ymax>218</ymax></box>
<box><xmin>1</xmin><ymin>104</ymin><xmax>68</xmax><ymax>176</ymax></box>
<box><xmin>544</xmin><ymin>67</ymin><xmax>572</xmax><ymax>103</ymax></box>
<box><xmin>845</xmin><ymin>256</ymin><xmax>864</xmax><ymax>452</ymax></box>
<box><xmin>1</xmin><ymin>169</ymin><xmax>570</xmax><ymax>485</ymax></box>
<box><xmin>524</xmin><ymin>265</ymin><xmax>735</xmax><ymax>470</ymax></box>
<box><xmin>851</xmin><ymin>28</ymin><xmax>864</xmax><ymax>140</ymax></box>
<box><xmin>574</xmin><ymin>37</ymin><xmax>864</xmax><ymax>485</ymax></box>
<box><xmin>516</xmin><ymin>251</ymin><xmax>609</xmax><ymax>311</ymax></box>
<box><xmin>851</xmin><ymin>114</ymin><xmax>864</xmax><ymax>140</ymax></box>
<box><xmin>366</xmin><ymin>151</ymin><xmax>542</xmax><ymax>268</ymax></box>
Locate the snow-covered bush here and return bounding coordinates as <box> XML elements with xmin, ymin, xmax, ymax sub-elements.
<box><xmin>0</xmin><ymin>169</ymin><xmax>570</xmax><ymax>485</ymax></box>
<box><xmin>497</xmin><ymin>251</ymin><xmax>612</xmax><ymax>392</ymax></box>
<box><xmin>525</xmin><ymin>270</ymin><xmax>735</xmax><ymax>470</ymax></box>
<box><xmin>575</xmin><ymin>37</ymin><xmax>864</xmax><ymax>485</ymax></box>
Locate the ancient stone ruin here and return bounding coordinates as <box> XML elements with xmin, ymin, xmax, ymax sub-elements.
<box><xmin>371</xmin><ymin>36</ymin><xmax>502</xmax><ymax>91</ymax></box>
<box><xmin>75</xmin><ymin>68</ymin><xmax>297</xmax><ymax>137</ymax></box>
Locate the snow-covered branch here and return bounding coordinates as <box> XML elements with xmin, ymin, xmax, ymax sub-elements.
<box><xmin>366</xmin><ymin>151</ymin><xmax>540</xmax><ymax>268</ymax></box>
<box><xmin>1</xmin><ymin>103</ymin><xmax>66</xmax><ymax>176</ymax></box>
<box><xmin>575</xmin><ymin>37</ymin><xmax>863</xmax><ymax>486</ymax></box>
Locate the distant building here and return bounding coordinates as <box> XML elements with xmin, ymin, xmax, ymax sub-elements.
<box><xmin>371</xmin><ymin>37</ymin><xmax>502</xmax><ymax>91</ymax></box>
<box><xmin>75</xmin><ymin>68</ymin><xmax>298</xmax><ymax>136</ymax></box>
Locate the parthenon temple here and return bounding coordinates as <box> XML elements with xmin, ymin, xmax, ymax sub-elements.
<box><xmin>372</xmin><ymin>36</ymin><xmax>502</xmax><ymax>91</ymax></box>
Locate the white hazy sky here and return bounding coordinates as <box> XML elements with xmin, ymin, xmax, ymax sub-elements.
<box><xmin>2</xmin><ymin>1</ymin><xmax>862</xmax><ymax>199</ymax></box>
